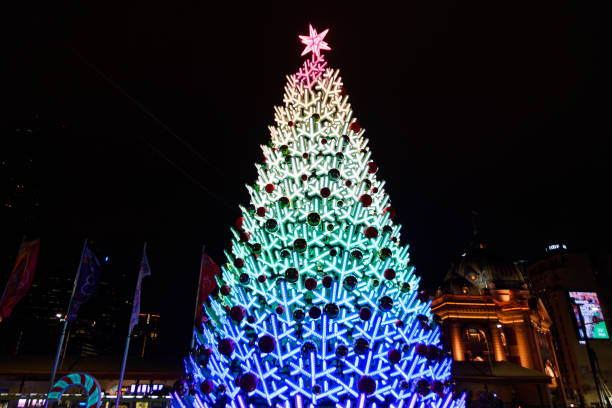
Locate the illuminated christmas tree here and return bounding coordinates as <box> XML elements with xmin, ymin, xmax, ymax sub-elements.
<box><xmin>173</xmin><ymin>25</ymin><xmax>466</xmax><ymax>408</ymax></box>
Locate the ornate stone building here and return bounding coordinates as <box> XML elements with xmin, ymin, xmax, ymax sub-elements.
<box><xmin>432</xmin><ymin>237</ymin><xmax>567</xmax><ymax>407</ymax></box>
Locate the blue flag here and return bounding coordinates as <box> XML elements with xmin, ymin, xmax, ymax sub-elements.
<box><xmin>67</xmin><ymin>247</ymin><xmax>102</xmax><ymax>322</ymax></box>
<box><xmin>130</xmin><ymin>251</ymin><xmax>151</xmax><ymax>330</ymax></box>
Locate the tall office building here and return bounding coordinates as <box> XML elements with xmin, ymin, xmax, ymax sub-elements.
<box><xmin>528</xmin><ymin>246</ymin><xmax>612</xmax><ymax>407</ymax></box>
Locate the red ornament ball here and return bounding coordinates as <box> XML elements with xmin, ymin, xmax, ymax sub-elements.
<box><xmin>367</xmin><ymin>162</ymin><xmax>378</xmax><ymax>174</ymax></box>
<box><xmin>340</xmin><ymin>86</ymin><xmax>347</xmax><ymax>96</ymax></box>
<box><xmin>320</xmin><ymin>187</ymin><xmax>331</xmax><ymax>198</ymax></box>
<box><xmin>354</xmin><ymin>338</ymin><xmax>370</xmax><ymax>355</ymax></box>
<box><xmin>364</xmin><ymin>226</ymin><xmax>378</xmax><ymax>239</ymax></box>
<box><xmin>234</xmin><ymin>258</ymin><xmax>245</xmax><ymax>268</ymax></box>
<box><xmin>383</xmin><ymin>207</ymin><xmax>396</xmax><ymax>219</ymax></box>
<box><xmin>359</xmin><ymin>307</ymin><xmax>372</xmax><ymax>321</ymax></box>
<box><xmin>335</xmin><ymin>345</ymin><xmax>349</xmax><ymax>358</ymax></box>
<box><xmin>258</xmin><ymin>335</ymin><xmax>276</xmax><ymax>353</ymax></box>
<box><xmin>233</xmin><ymin>376</ymin><xmax>240</xmax><ymax>387</ymax></box>
<box><xmin>383</xmin><ymin>268</ymin><xmax>396</xmax><ymax>280</ymax></box>
<box><xmin>372</xmin><ymin>187</ymin><xmax>379</xmax><ymax>193</ymax></box>
<box><xmin>220</xmin><ymin>285</ymin><xmax>231</xmax><ymax>296</ymax></box>
<box><xmin>199</xmin><ymin>379</ymin><xmax>213</xmax><ymax>395</ymax></box>
<box><xmin>426</xmin><ymin>345</ymin><xmax>440</xmax><ymax>360</ymax></box>
<box><xmin>345</xmin><ymin>180</ymin><xmax>352</xmax><ymax>187</ymax></box>
<box><xmin>415</xmin><ymin>343</ymin><xmax>428</xmax><ymax>357</ymax></box>
<box><xmin>431</xmin><ymin>380</ymin><xmax>444</xmax><ymax>394</ymax></box>
<box><xmin>256</xmin><ymin>207</ymin><xmax>266</xmax><ymax>217</ymax></box>
<box><xmin>359</xmin><ymin>194</ymin><xmax>373</xmax><ymax>208</ymax></box>
<box><xmin>218</xmin><ymin>338</ymin><xmax>235</xmax><ymax>356</ymax></box>
<box><xmin>235</xmin><ymin>217</ymin><xmax>245</xmax><ymax>230</ymax></box>
<box><xmin>239</xmin><ymin>232</ymin><xmax>250</xmax><ymax>243</ymax></box>
<box><xmin>304</xmin><ymin>277</ymin><xmax>317</xmax><ymax>291</ymax></box>
<box><xmin>417</xmin><ymin>379</ymin><xmax>431</xmax><ymax>396</ymax></box>
<box><xmin>312</xmin><ymin>384</ymin><xmax>322</xmax><ymax>394</ymax></box>
<box><xmin>357</xmin><ymin>376</ymin><xmax>376</xmax><ymax>395</ymax></box>
<box><xmin>288</xmin><ymin>121</ymin><xmax>294</xmax><ymax>127</ymax></box>
<box><xmin>349</xmin><ymin>122</ymin><xmax>361</xmax><ymax>133</ymax></box>
<box><xmin>229</xmin><ymin>306</ymin><xmax>245</xmax><ymax>323</ymax></box>
<box><xmin>309</xmin><ymin>306</ymin><xmax>321</xmax><ymax>319</ymax></box>
<box><xmin>257</xmin><ymin>274</ymin><xmax>266</xmax><ymax>283</ymax></box>
<box><xmin>301</xmin><ymin>342</ymin><xmax>317</xmax><ymax>356</ymax></box>
<box><xmin>275</xmin><ymin>306</ymin><xmax>284</xmax><ymax>314</ymax></box>
<box><xmin>302</xmin><ymin>152</ymin><xmax>309</xmax><ymax>159</ymax></box>
<box><xmin>388</xmin><ymin>348</ymin><xmax>402</xmax><ymax>364</ymax></box>
<box><xmin>239</xmin><ymin>373</ymin><xmax>258</xmax><ymax>393</ymax></box>
<box><xmin>265</xmin><ymin>184</ymin><xmax>275</xmax><ymax>194</ymax></box>
<box><xmin>301</xmin><ymin>174</ymin><xmax>309</xmax><ymax>181</ymax></box>
<box><xmin>246</xmin><ymin>315</ymin><xmax>256</xmax><ymax>324</ymax></box>
<box><xmin>217</xmin><ymin>384</ymin><xmax>226</xmax><ymax>394</ymax></box>
<box><xmin>322</xmin><ymin>275</ymin><xmax>333</xmax><ymax>288</ymax></box>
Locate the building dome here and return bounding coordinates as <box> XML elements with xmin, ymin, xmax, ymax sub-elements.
<box><xmin>440</xmin><ymin>236</ymin><xmax>526</xmax><ymax>295</ymax></box>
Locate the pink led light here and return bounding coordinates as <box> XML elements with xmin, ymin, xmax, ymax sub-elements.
<box><xmin>296</xmin><ymin>25</ymin><xmax>331</xmax><ymax>89</ymax></box>
<box><xmin>299</xmin><ymin>24</ymin><xmax>331</xmax><ymax>58</ymax></box>
<box><xmin>296</xmin><ymin>54</ymin><xmax>327</xmax><ymax>89</ymax></box>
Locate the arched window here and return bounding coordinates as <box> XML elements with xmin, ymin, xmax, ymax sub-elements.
<box><xmin>464</xmin><ymin>327</ymin><xmax>490</xmax><ymax>362</ymax></box>
<box><xmin>499</xmin><ymin>330</ymin><xmax>509</xmax><ymax>356</ymax></box>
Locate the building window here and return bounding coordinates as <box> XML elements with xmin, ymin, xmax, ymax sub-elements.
<box><xmin>464</xmin><ymin>327</ymin><xmax>490</xmax><ymax>361</ymax></box>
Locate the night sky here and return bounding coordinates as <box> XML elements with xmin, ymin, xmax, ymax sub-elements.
<box><xmin>4</xmin><ymin>1</ymin><xmax>608</xmax><ymax>356</ymax></box>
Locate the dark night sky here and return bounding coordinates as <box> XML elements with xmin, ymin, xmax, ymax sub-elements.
<box><xmin>4</xmin><ymin>1</ymin><xmax>608</xmax><ymax>356</ymax></box>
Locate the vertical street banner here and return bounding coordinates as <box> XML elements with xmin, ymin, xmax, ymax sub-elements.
<box><xmin>196</xmin><ymin>252</ymin><xmax>221</xmax><ymax>320</ymax></box>
<box><xmin>129</xmin><ymin>250</ymin><xmax>151</xmax><ymax>330</ymax></box>
<box><xmin>0</xmin><ymin>239</ymin><xmax>41</xmax><ymax>320</ymax></box>
<box><xmin>67</xmin><ymin>247</ymin><xmax>103</xmax><ymax>322</ymax></box>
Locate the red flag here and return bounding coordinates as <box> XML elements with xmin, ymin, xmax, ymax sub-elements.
<box><xmin>196</xmin><ymin>253</ymin><xmax>221</xmax><ymax>319</ymax></box>
<box><xmin>0</xmin><ymin>239</ymin><xmax>40</xmax><ymax>321</ymax></box>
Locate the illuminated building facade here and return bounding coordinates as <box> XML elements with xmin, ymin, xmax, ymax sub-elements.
<box><xmin>528</xmin><ymin>247</ymin><xmax>612</xmax><ymax>408</ymax></box>
<box><xmin>432</xmin><ymin>238</ymin><xmax>567</xmax><ymax>407</ymax></box>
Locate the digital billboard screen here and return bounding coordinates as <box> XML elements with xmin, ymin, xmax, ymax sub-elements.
<box><xmin>569</xmin><ymin>291</ymin><xmax>610</xmax><ymax>340</ymax></box>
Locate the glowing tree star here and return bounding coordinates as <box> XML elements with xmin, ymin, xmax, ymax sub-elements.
<box><xmin>299</xmin><ymin>25</ymin><xmax>331</xmax><ymax>57</ymax></box>
<box><xmin>172</xmin><ymin>25</ymin><xmax>466</xmax><ymax>408</ymax></box>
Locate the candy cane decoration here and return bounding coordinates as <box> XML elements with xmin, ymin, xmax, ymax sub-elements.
<box><xmin>47</xmin><ymin>372</ymin><xmax>102</xmax><ymax>408</ymax></box>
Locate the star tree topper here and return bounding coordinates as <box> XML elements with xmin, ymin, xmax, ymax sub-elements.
<box><xmin>299</xmin><ymin>24</ymin><xmax>331</xmax><ymax>57</ymax></box>
<box><xmin>296</xmin><ymin>25</ymin><xmax>331</xmax><ymax>89</ymax></box>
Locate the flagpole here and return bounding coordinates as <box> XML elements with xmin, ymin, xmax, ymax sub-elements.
<box><xmin>115</xmin><ymin>329</ymin><xmax>132</xmax><ymax>408</ymax></box>
<box><xmin>116</xmin><ymin>242</ymin><xmax>147</xmax><ymax>408</ymax></box>
<box><xmin>46</xmin><ymin>238</ymin><xmax>88</xmax><ymax>408</ymax></box>
<box><xmin>191</xmin><ymin>244</ymin><xmax>206</xmax><ymax>349</ymax></box>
